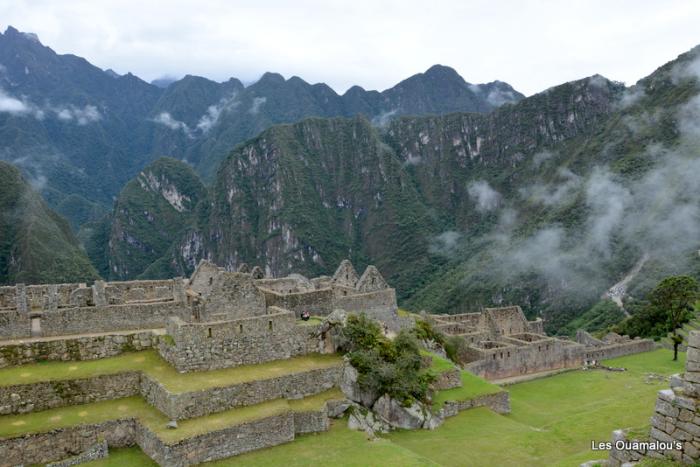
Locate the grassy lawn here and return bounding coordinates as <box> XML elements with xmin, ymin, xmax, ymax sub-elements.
<box><xmin>204</xmin><ymin>418</ymin><xmax>439</xmax><ymax>466</ymax></box>
<box><xmin>0</xmin><ymin>351</ymin><xmax>342</xmax><ymax>393</ymax></box>
<box><xmin>432</xmin><ymin>370</ymin><xmax>503</xmax><ymax>410</ymax></box>
<box><xmin>420</xmin><ymin>350</ymin><xmax>455</xmax><ymax>374</ymax></box>
<box><xmin>83</xmin><ymin>447</ymin><xmax>158</xmax><ymax>467</ymax></box>
<box><xmin>389</xmin><ymin>349</ymin><xmax>684</xmax><ymax>467</ymax></box>
<box><xmin>0</xmin><ymin>389</ymin><xmax>344</xmax><ymax>444</ymax></box>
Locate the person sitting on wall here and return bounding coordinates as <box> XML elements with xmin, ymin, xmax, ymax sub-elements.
<box><xmin>301</xmin><ymin>310</ymin><xmax>310</xmax><ymax>321</ymax></box>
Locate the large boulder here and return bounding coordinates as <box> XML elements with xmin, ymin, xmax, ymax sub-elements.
<box><xmin>347</xmin><ymin>407</ymin><xmax>390</xmax><ymax>438</ymax></box>
<box><xmin>372</xmin><ymin>394</ymin><xmax>428</xmax><ymax>430</ymax></box>
<box><xmin>339</xmin><ymin>362</ymin><xmax>380</xmax><ymax>407</ymax></box>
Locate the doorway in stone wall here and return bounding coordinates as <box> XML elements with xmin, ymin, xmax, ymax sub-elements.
<box><xmin>30</xmin><ymin>315</ymin><xmax>41</xmax><ymax>337</ymax></box>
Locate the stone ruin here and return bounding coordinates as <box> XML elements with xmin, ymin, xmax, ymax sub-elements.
<box><xmin>589</xmin><ymin>330</ymin><xmax>700</xmax><ymax>466</ymax></box>
<box><xmin>0</xmin><ymin>258</ymin><xmax>660</xmax><ymax>466</ymax></box>
<box><xmin>0</xmin><ymin>259</ymin><xmax>403</xmax><ymax>369</ymax></box>
<box><xmin>430</xmin><ymin>307</ymin><xmax>654</xmax><ymax>381</ymax></box>
<box><xmin>0</xmin><ymin>259</ymin><xmax>409</xmax><ymax>466</ymax></box>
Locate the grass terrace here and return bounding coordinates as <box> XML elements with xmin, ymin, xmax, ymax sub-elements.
<box><xmin>0</xmin><ymin>388</ymin><xmax>343</xmax><ymax>444</ymax></box>
<box><xmin>80</xmin><ymin>348</ymin><xmax>680</xmax><ymax>466</ymax></box>
<box><xmin>0</xmin><ymin>350</ymin><xmax>342</xmax><ymax>393</ymax></box>
<box><xmin>431</xmin><ymin>370</ymin><xmax>503</xmax><ymax>411</ymax></box>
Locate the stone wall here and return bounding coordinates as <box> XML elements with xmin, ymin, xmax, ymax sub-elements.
<box><xmin>0</xmin><ymin>400</ymin><xmax>340</xmax><ymax>466</ymax></box>
<box><xmin>39</xmin><ymin>302</ymin><xmax>190</xmax><ymax>336</ymax></box>
<box><xmin>604</xmin><ymin>331</ymin><xmax>700</xmax><ymax>466</ymax></box>
<box><xmin>201</xmin><ymin>272</ymin><xmax>266</xmax><ymax>320</ymax></box>
<box><xmin>466</xmin><ymin>339</ymin><xmax>584</xmax><ymax>380</ymax></box>
<box><xmin>0</xmin><ymin>331</ymin><xmax>159</xmax><ymax>368</ymax></box>
<box><xmin>136</xmin><ymin>413</ymin><xmax>296</xmax><ymax>467</ymax></box>
<box><xmin>333</xmin><ymin>288</ymin><xmax>397</xmax><ymax>316</ymax></box>
<box><xmin>158</xmin><ymin>310</ymin><xmax>322</xmax><ymax>372</ymax></box>
<box><xmin>0</xmin><ymin>372</ymin><xmax>141</xmax><ymax>415</ymax></box>
<box><xmin>140</xmin><ymin>365</ymin><xmax>341</xmax><ymax>420</ymax></box>
<box><xmin>46</xmin><ymin>440</ymin><xmax>109</xmax><ymax>467</ymax></box>
<box><xmin>0</xmin><ymin>418</ymin><xmax>136</xmax><ymax>466</ymax></box>
<box><xmin>440</xmin><ymin>390</ymin><xmax>511</xmax><ymax>417</ymax></box>
<box><xmin>294</xmin><ymin>406</ymin><xmax>330</xmax><ymax>434</ymax></box>
<box><xmin>584</xmin><ymin>339</ymin><xmax>655</xmax><ymax>362</ymax></box>
<box><xmin>261</xmin><ymin>288</ymin><xmax>334</xmax><ymax>317</ymax></box>
<box><xmin>0</xmin><ymin>310</ymin><xmax>30</xmax><ymax>339</ymax></box>
<box><xmin>432</xmin><ymin>368</ymin><xmax>462</xmax><ymax>391</ymax></box>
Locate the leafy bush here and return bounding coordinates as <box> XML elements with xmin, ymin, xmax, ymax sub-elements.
<box><xmin>341</xmin><ymin>313</ymin><xmax>434</xmax><ymax>405</ymax></box>
<box><xmin>412</xmin><ymin>319</ymin><xmax>445</xmax><ymax>345</ymax></box>
<box><xmin>444</xmin><ymin>335</ymin><xmax>468</xmax><ymax>363</ymax></box>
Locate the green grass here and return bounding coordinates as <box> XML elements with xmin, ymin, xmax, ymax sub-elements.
<box><xmin>420</xmin><ymin>350</ymin><xmax>455</xmax><ymax>375</ymax></box>
<box><xmin>82</xmin><ymin>447</ymin><xmax>158</xmax><ymax>466</ymax></box>
<box><xmin>432</xmin><ymin>370</ymin><xmax>503</xmax><ymax>410</ymax></box>
<box><xmin>0</xmin><ymin>388</ymin><xmax>344</xmax><ymax>444</ymax></box>
<box><xmin>0</xmin><ymin>350</ymin><xmax>342</xmax><ymax>393</ymax></box>
<box><xmin>204</xmin><ymin>418</ymin><xmax>439</xmax><ymax>466</ymax></box>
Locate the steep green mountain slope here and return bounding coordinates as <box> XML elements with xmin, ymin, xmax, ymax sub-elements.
<box><xmin>111</xmin><ymin>45</ymin><xmax>700</xmax><ymax>334</ymax></box>
<box><xmin>402</xmin><ymin>46</ymin><xmax>700</xmax><ymax>330</ymax></box>
<box><xmin>112</xmin><ymin>72</ymin><xmax>618</xmax><ymax>294</ymax></box>
<box><xmin>0</xmin><ymin>161</ymin><xmax>98</xmax><ymax>284</ymax></box>
<box><xmin>0</xmin><ymin>26</ymin><xmax>521</xmax><ymax>230</ymax></box>
<box><xmin>107</xmin><ymin>158</ymin><xmax>207</xmax><ymax>280</ymax></box>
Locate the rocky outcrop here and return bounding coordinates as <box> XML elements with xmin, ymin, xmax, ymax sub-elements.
<box><xmin>339</xmin><ymin>362</ymin><xmax>379</xmax><ymax>407</ymax></box>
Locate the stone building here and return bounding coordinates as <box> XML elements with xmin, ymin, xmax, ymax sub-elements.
<box><xmin>431</xmin><ymin>307</ymin><xmax>654</xmax><ymax>380</ymax></box>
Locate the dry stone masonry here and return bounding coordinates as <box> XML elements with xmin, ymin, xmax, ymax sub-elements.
<box><xmin>598</xmin><ymin>330</ymin><xmax>700</xmax><ymax>466</ymax></box>
<box><xmin>432</xmin><ymin>307</ymin><xmax>654</xmax><ymax>381</ymax></box>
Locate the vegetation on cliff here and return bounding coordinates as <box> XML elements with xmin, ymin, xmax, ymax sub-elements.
<box><xmin>0</xmin><ymin>161</ymin><xmax>98</xmax><ymax>284</ymax></box>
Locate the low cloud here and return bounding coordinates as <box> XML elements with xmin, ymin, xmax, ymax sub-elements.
<box><xmin>152</xmin><ymin>111</ymin><xmax>193</xmax><ymax>137</ymax></box>
<box><xmin>429</xmin><ymin>230</ymin><xmax>462</xmax><ymax>256</ymax></box>
<box><xmin>371</xmin><ymin>109</ymin><xmax>397</xmax><ymax>127</ymax></box>
<box><xmin>249</xmin><ymin>96</ymin><xmax>266</xmax><ymax>115</ymax></box>
<box><xmin>197</xmin><ymin>92</ymin><xmax>239</xmax><ymax>133</ymax></box>
<box><xmin>53</xmin><ymin>105</ymin><xmax>101</xmax><ymax>125</ymax></box>
<box><xmin>468</xmin><ymin>180</ymin><xmax>501</xmax><ymax>212</ymax></box>
<box><xmin>0</xmin><ymin>87</ymin><xmax>102</xmax><ymax>124</ymax></box>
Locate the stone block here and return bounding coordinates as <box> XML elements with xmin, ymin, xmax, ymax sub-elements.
<box><xmin>655</xmin><ymin>398</ymin><xmax>679</xmax><ymax>418</ymax></box>
<box><xmin>679</xmin><ymin>409</ymin><xmax>694</xmax><ymax>422</ymax></box>
<box><xmin>687</xmin><ymin>347</ymin><xmax>700</xmax><ymax>364</ymax></box>
<box><xmin>677</xmin><ymin>421</ymin><xmax>700</xmax><ymax>438</ymax></box>
<box><xmin>687</xmin><ymin>331</ymin><xmax>700</xmax><ymax>350</ymax></box>
<box><xmin>651</xmin><ymin>427</ymin><xmax>676</xmax><ymax>444</ymax></box>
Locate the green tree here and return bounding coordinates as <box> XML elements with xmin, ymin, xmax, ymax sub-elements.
<box><xmin>649</xmin><ymin>276</ymin><xmax>699</xmax><ymax>361</ymax></box>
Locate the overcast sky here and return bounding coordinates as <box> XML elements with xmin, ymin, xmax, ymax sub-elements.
<box><xmin>2</xmin><ymin>0</ymin><xmax>699</xmax><ymax>96</ymax></box>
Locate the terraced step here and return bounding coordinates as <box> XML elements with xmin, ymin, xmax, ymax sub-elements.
<box><xmin>0</xmin><ymin>351</ymin><xmax>343</xmax><ymax>419</ymax></box>
<box><xmin>0</xmin><ymin>389</ymin><xmax>345</xmax><ymax>466</ymax></box>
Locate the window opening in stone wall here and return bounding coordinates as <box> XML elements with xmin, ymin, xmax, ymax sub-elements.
<box><xmin>208</xmin><ymin>327</ymin><xmax>212</xmax><ymax>338</ymax></box>
<box><xmin>209</xmin><ymin>277</ymin><xmax>213</xmax><ymax>286</ymax></box>
<box><xmin>268</xmin><ymin>320</ymin><xmax>273</xmax><ymax>331</ymax></box>
<box><xmin>239</xmin><ymin>324</ymin><xmax>243</xmax><ymax>333</ymax></box>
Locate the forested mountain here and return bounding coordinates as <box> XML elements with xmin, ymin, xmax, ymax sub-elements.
<box><xmin>0</xmin><ymin>161</ymin><xmax>98</xmax><ymax>284</ymax></box>
<box><xmin>103</xmin><ymin>46</ymin><xmax>700</xmax><ymax>333</ymax></box>
<box><xmin>0</xmin><ymin>25</ymin><xmax>522</xmax><ymax>229</ymax></box>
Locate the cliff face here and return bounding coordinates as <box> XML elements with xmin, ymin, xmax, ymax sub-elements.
<box><xmin>0</xmin><ymin>161</ymin><xmax>98</xmax><ymax>284</ymax></box>
<box><xmin>145</xmin><ymin>74</ymin><xmax>623</xmax><ymax>304</ymax></box>
<box><xmin>107</xmin><ymin>157</ymin><xmax>206</xmax><ymax>280</ymax></box>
